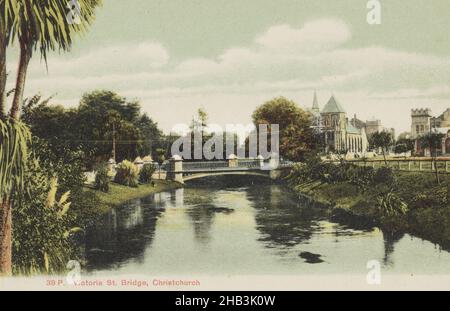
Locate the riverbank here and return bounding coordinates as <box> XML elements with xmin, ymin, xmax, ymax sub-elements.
<box><xmin>287</xmin><ymin>168</ymin><xmax>450</xmax><ymax>250</ymax></box>
<box><xmin>85</xmin><ymin>180</ymin><xmax>182</xmax><ymax>214</ymax></box>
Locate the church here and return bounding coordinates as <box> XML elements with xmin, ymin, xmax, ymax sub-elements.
<box><xmin>309</xmin><ymin>92</ymin><xmax>369</xmax><ymax>154</ymax></box>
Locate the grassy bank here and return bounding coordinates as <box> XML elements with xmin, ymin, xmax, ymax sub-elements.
<box><xmin>85</xmin><ymin>180</ymin><xmax>182</xmax><ymax>214</ymax></box>
<box><xmin>287</xmin><ymin>164</ymin><xmax>450</xmax><ymax>250</ymax></box>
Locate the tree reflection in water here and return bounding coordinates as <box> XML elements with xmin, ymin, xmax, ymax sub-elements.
<box><xmin>84</xmin><ymin>194</ymin><xmax>168</xmax><ymax>271</ymax></box>
<box><xmin>84</xmin><ymin>175</ymin><xmax>415</xmax><ymax>273</ymax></box>
<box><xmin>247</xmin><ymin>185</ymin><xmax>325</xmax><ymax>248</ymax></box>
<box><xmin>382</xmin><ymin>230</ymin><xmax>405</xmax><ymax>266</ymax></box>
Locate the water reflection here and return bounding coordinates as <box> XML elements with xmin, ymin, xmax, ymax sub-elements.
<box><xmin>85</xmin><ymin>177</ymin><xmax>450</xmax><ymax>275</ymax></box>
<box><xmin>382</xmin><ymin>231</ymin><xmax>405</xmax><ymax>266</ymax></box>
<box><xmin>85</xmin><ymin>196</ymin><xmax>164</xmax><ymax>271</ymax></box>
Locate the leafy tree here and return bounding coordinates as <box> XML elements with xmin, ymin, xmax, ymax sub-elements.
<box><xmin>137</xmin><ymin>114</ymin><xmax>163</xmax><ymax>157</ymax></box>
<box><xmin>94</xmin><ymin>164</ymin><xmax>110</xmax><ymax>193</ymax></box>
<box><xmin>394</xmin><ymin>138</ymin><xmax>415</xmax><ymax>155</ymax></box>
<box><xmin>155</xmin><ymin>148</ymin><xmax>166</xmax><ymax>179</ymax></box>
<box><xmin>21</xmin><ymin>91</ymin><xmax>163</xmax><ymax>167</ymax></box>
<box><xmin>420</xmin><ymin>132</ymin><xmax>445</xmax><ymax>184</ymax></box>
<box><xmin>252</xmin><ymin>97</ymin><xmax>316</xmax><ymax>161</ymax></box>
<box><xmin>369</xmin><ymin>131</ymin><xmax>394</xmax><ymax>165</ymax></box>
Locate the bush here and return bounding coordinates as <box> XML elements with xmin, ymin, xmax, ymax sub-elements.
<box><xmin>23</xmin><ymin>138</ymin><xmax>101</xmax><ymax>228</ymax></box>
<box><xmin>373</xmin><ymin>166</ymin><xmax>395</xmax><ymax>186</ymax></box>
<box><xmin>13</xmin><ymin>159</ymin><xmax>81</xmax><ymax>275</ymax></box>
<box><xmin>376</xmin><ymin>190</ymin><xmax>408</xmax><ymax>218</ymax></box>
<box><xmin>139</xmin><ymin>163</ymin><xmax>156</xmax><ymax>184</ymax></box>
<box><xmin>114</xmin><ymin>160</ymin><xmax>139</xmax><ymax>187</ymax></box>
<box><xmin>94</xmin><ymin>164</ymin><xmax>110</xmax><ymax>193</ymax></box>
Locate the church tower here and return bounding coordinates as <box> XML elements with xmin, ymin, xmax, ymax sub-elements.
<box><xmin>311</xmin><ymin>91</ymin><xmax>320</xmax><ymax>116</ymax></box>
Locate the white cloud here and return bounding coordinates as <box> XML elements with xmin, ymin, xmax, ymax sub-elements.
<box><xmin>18</xmin><ymin>42</ymin><xmax>170</xmax><ymax>78</ymax></box>
<box><xmin>5</xmin><ymin>18</ymin><xmax>450</xmax><ymax>134</ymax></box>
<box><xmin>255</xmin><ymin>19</ymin><xmax>351</xmax><ymax>53</ymax></box>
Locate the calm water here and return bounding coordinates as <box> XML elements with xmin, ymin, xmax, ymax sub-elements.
<box><xmin>85</xmin><ymin>177</ymin><xmax>450</xmax><ymax>276</ymax></box>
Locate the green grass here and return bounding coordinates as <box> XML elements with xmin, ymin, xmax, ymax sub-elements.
<box><xmin>86</xmin><ymin>180</ymin><xmax>181</xmax><ymax>213</ymax></box>
<box><xmin>289</xmin><ymin>170</ymin><xmax>450</xmax><ymax>249</ymax></box>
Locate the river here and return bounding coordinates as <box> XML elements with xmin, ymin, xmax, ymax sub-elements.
<box><xmin>84</xmin><ymin>176</ymin><xmax>450</xmax><ymax>276</ymax></box>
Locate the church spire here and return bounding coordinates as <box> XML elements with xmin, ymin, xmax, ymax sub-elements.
<box><xmin>312</xmin><ymin>91</ymin><xmax>319</xmax><ymax>114</ymax></box>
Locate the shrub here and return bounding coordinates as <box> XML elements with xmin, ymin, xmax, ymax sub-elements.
<box><xmin>94</xmin><ymin>164</ymin><xmax>110</xmax><ymax>193</ymax></box>
<box><xmin>373</xmin><ymin>166</ymin><xmax>395</xmax><ymax>186</ymax></box>
<box><xmin>376</xmin><ymin>190</ymin><xmax>408</xmax><ymax>218</ymax></box>
<box><xmin>30</xmin><ymin>138</ymin><xmax>100</xmax><ymax>225</ymax></box>
<box><xmin>139</xmin><ymin>163</ymin><xmax>157</xmax><ymax>184</ymax></box>
<box><xmin>114</xmin><ymin>160</ymin><xmax>139</xmax><ymax>187</ymax></box>
<box><xmin>13</xmin><ymin>160</ymin><xmax>81</xmax><ymax>275</ymax></box>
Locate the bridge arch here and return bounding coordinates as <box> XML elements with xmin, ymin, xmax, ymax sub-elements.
<box><xmin>183</xmin><ymin>171</ymin><xmax>272</xmax><ymax>182</ymax></box>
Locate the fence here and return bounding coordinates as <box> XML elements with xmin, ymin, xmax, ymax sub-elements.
<box><xmin>348</xmin><ymin>159</ymin><xmax>450</xmax><ymax>173</ymax></box>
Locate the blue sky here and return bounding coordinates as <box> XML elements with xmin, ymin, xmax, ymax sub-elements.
<box><xmin>5</xmin><ymin>0</ymin><xmax>450</xmax><ymax>134</ymax></box>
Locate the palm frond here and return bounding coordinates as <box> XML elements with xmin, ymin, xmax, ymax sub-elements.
<box><xmin>0</xmin><ymin>118</ymin><xmax>31</xmax><ymax>200</ymax></box>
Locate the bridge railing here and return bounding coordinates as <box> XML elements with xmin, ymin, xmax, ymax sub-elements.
<box><xmin>237</xmin><ymin>159</ymin><xmax>261</xmax><ymax>169</ymax></box>
<box><xmin>182</xmin><ymin>161</ymin><xmax>229</xmax><ymax>171</ymax></box>
<box><xmin>167</xmin><ymin>157</ymin><xmax>294</xmax><ymax>173</ymax></box>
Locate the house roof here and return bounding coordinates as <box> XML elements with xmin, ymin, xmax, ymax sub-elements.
<box><xmin>433</xmin><ymin>127</ymin><xmax>450</xmax><ymax>135</ymax></box>
<box><xmin>322</xmin><ymin>95</ymin><xmax>346</xmax><ymax>113</ymax></box>
<box><xmin>346</xmin><ymin>122</ymin><xmax>360</xmax><ymax>134</ymax></box>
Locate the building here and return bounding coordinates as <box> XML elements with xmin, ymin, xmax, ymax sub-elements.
<box><xmin>411</xmin><ymin>108</ymin><xmax>450</xmax><ymax>155</ymax></box>
<box><xmin>411</xmin><ymin>108</ymin><xmax>432</xmax><ymax>139</ymax></box>
<box><xmin>431</xmin><ymin>108</ymin><xmax>450</xmax><ymax>128</ymax></box>
<box><xmin>365</xmin><ymin>119</ymin><xmax>383</xmax><ymax>136</ymax></box>
<box><xmin>310</xmin><ymin>93</ymin><xmax>368</xmax><ymax>154</ymax></box>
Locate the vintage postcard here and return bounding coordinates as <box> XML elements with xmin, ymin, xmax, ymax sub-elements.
<box><xmin>1</xmin><ymin>0</ymin><xmax>450</xmax><ymax>293</ymax></box>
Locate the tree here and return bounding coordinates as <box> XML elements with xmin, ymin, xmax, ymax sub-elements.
<box><xmin>155</xmin><ymin>148</ymin><xmax>166</xmax><ymax>179</ymax></box>
<box><xmin>77</xmin><ymin>91</ymin><xmax>143</xmax><ymax>163</ymax></box>
<box><xmin>252</xmin><ymin>97</ymin><xmax>315</xmax><ymax>161</ymax></box>
<box><xmin>0</xmin><ymin>7</ymin><xmax>7</xmax><ymax>117</ymax></box>
<box><xmin>0</xmin><ymin>0</ymin><xmax>17</xmax><ymax>117</ymax></box>
<box><xmin>1</xmin><ymin>0</ymin><xmax>102</xmax><ymax>275</ymax></box>
<box><xmin>0</xmin><ymin>119</ymin><xmax>31</xmax><ymax>275</ymax></box>
<box><xmin>136</xmin><ymin>114</ymin><xmax>163</xmax><ymax>157</ymax></box>
<box><xmin>9</xmin><ymin>0</ymin><xmax>103</xmax><ymax>119</ymax></box>
<box><xmin>394</xmin><ymin>138</ymin><xmax>415</xmax><ymax>155</ymax></box>
<box><xmin>420</xmin><ymin>132</ymin><xmax>445</xmax><ymax>184</ymax></box>
<box><xmin>370</xmin><ymin>131</ymin><xmax>394</xmax><ymax>165</ymax></box>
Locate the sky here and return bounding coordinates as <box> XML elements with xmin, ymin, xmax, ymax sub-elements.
<box><xmin>4</xmin><ymin>0</ymin><xmax>450</xmax><ymax>135</ymax></box>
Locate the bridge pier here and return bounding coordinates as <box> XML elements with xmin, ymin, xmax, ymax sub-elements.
<box><xmin>228</xmin><ymin>154</ymin><xmax>238</xmax><ymax>168</ymax></box>
<box><xmin>166</xmin><ymin>155</ymin><xmax>184</xmax><ymax>184</ymax></box>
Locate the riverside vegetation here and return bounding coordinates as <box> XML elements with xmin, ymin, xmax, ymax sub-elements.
<box><xmin>285</xmin><ymin>155</ymin><xmax>450</xmax><ymax>250</ymax></box>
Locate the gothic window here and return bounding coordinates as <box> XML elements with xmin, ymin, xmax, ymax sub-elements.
<box><xmin>420</xmin><ymin>125</ymin><xmax>424</xmax><ymax>132</ymax></box>
<box><xmin>416</xmin><ymin>125</ymin><xmax>420</xmax><ymax>133</ymax></box>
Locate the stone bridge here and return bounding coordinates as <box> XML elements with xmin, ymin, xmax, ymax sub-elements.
<box><xmin>165</xmin><ymin>155</ymin><xmax>293</xmax><ymax>184</ymax></box>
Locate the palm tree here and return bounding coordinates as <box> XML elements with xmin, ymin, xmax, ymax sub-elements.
<box><xmin>0</xmin><ymin>0</ymin><xmax>16</xmax><ymax>117</ymax></box>
<box><xmin>0</xmin><ymin>0</ymin><xmax>102</xmax><ymax>275</ymax></box>
<box><xmin>0</xmin><ymin>20</ymin><xmax>6</xmax><ymax>117</ymax></box>
<box><xmin>9</xmin><ymin>0</ymin><xmax>103</xmax><ymax>119</ymax></box>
